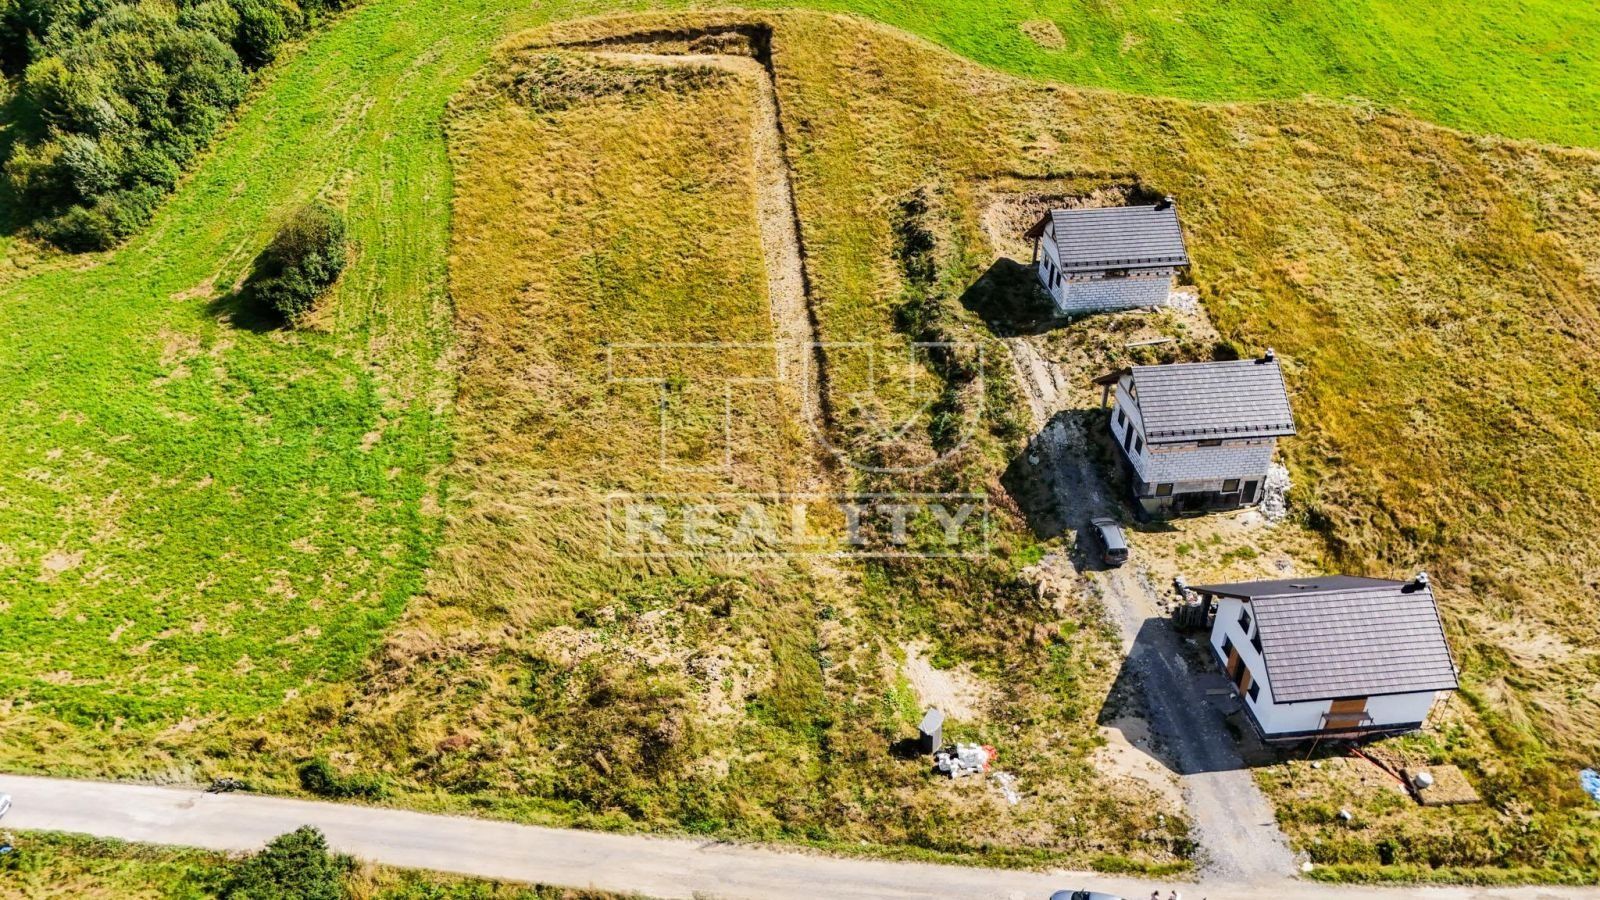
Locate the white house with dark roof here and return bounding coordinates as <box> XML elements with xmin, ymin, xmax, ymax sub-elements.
<box><xmin>1094</xmin><ymin>352</ymin><xmax>1295</xmax><ymax>515</ymax></box>
<box><xmin>1190</xmin><ymin>574</ymin><xmax>1458</xmax><ymax>742</ymax></box>
<box><xmin>1023</xmin><ymin>199</ymin><xmax>1190</xmax><ymax>315</ymax></box>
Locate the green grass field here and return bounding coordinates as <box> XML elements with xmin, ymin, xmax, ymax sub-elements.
<box><xmin>764</xmin><ymin>0</ymin><xmax>1600</xmax><ymax>147</ymax></box>
<box><xmin>1</xmin><ymin>0</ymin><xmax>1600</xmax><ymax>885</ymax></box>
<box><xmin>0</xmin><ymin>0</ymin><xmax>535</xmax><ymax>754</ymax></box>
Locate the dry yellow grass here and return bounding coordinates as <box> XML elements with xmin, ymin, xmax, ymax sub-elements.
<box><xmin>221</xmin><ymin>43</ymin><xmax>1179</xmax><ymax>871</ymax></box>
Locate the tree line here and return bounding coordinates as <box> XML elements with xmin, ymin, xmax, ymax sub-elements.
<box><xmin>0</xmin><ymin>0</ymin><xmax>356</xmax><ymax>250</ymax></box>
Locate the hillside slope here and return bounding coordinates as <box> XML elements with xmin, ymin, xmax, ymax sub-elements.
<box><xmin>536</xmin><ymin>11</ymin><xmax>1600</xmax><ymax>880</ymax></box>
<box><xmin>0</xmin><ymin>0</ymin><xmax>1595</xmax><ymax>883</ymax></box>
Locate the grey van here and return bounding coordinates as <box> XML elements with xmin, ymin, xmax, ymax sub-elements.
<box><xmin>1088</xmin><ymin>517</ymin><xmax>1129</xmax><ymax>567</ymax></box>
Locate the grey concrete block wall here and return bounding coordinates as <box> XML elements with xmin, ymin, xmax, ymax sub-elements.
<box><xmin>1052</xmin><ymin>273</ymin><xmax>1171</xmax><ymax>314</ymax></box>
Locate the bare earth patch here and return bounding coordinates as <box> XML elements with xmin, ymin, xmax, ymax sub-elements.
<box><xmin>1095</xmin><ymin>716</ymin><xmax>1185</xmax><ymax>810</ymax></box>
<box><xmin>38</xmin><ymin>549</ymin><xmax>85</xmax><ymax>581</ymax></box>
<box><xmin>1019</xmin><ymin>20</ymin><xmax>1065</xmax><ymax>50</ymax></box>
<box><xmin>901</xmin><ymin>642</ymin><xmax>994</xmax><ymax>721</ymax></box>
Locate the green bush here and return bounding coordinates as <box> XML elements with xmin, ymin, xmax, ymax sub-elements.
<box><xmin>249</xmin><ymin>202</ymin><xmax>349</xmax><ymax>322</ymax></box>
<box><xmin>232</xmin><ymin>0</ymin><xmax>296</xmax><ymax>67</ymax></box>
<box><xmin>224</xmin><ymin>826</ymin><xmax>347</xmax><ymax>900</ymax></box>
<box><xmin>297</xmin><ymin>757</ymin><xmax>383</xmax><ymax>800</ymax></box>
<box><xmin>0</xmin><ymin>0</ymin><xmax>359</xmax><ymax>249</ymax></box>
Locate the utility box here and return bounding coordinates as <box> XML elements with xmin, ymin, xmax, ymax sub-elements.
<box><xmin>917</xmin><ymin>708</ymin><xmax>945</xmax><ymax>755</ymax></box>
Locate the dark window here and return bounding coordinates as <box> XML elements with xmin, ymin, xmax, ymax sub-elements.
<box><xmin>1251</xmin><ymin>631</ymin><xmax>1263</xmax><ymax>654</ymax></box>
<box><xmin>1198</xmin><ymin>438</ymin><xmax>1223</xmax><ymax>448</ymax></box>
<box><xmin>1238</xmin><ymin>606</ymin><xmax>1252</xmax><ymax>633</ymax></box>
<box><xmin>1222</xmin><ymin>636</ymin><xmax>1235</xmax><ymax>659</ymax></box>
<box><xmin>1248</xmin><ymin>680</ymin><xmax>1261</xmax><ymax>702</ymax></box>
<box><xmin>1123</xmin><ymin>427</ymin><xmax>1135</xmax><ymax>451</ymax></box>
<box><xmin>1117</xmin><ymin>409</ymin><xmax>1127</xmax><ymax>427</ymax></box>
<box><xmin>1223</xmin><ymin>478</ymin><xmax>1241</xmax><ymax>493</ymax></box>
<box><xmin>1155</xmin><ymin>483</ymin><xmax>1174</xmax><ymax>497</ymax></box>
<box><xmin>1134</xmin><ymin>435</ymin><xmax>1143</xmax><ymax>454</ymax></box>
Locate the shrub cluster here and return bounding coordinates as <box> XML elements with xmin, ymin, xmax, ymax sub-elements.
<box><xmin>297</xmin><ymin>756</ymin><xmax>383</xmax><ymax>800</ymax></box>
<box><xmin>248</xmin><ymin>201</ymin><xmax>347</xmax><ymax>321</ymax></box>
<box><xmin>0</xmin><ymin>0</ymin><xmax>357</xmax><ymax>250</ymax></box>
<box><xmin>224</xmin><ymin>826</ymin><xmax>347</xmax><ymax>900</ymax></box>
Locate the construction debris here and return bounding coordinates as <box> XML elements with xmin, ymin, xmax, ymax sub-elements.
<box><xmin>1403</xmin><ymin>765</ymin><xmax>1480</xmax><ymax>806</ymax></box>
<box><xmin>1260</xmin><ymin>464</ymin><xmax>1291</xmax><ymax>523</ymax></box>
<box><xmin>992</xmin><ymin>770</ymin><xmax>1020</xmax><ymax>805</ymax></box>
<box><xmin>934</xmin><ymin>743</ymin><xmax>995</xmax><ymax>779</ymax></box>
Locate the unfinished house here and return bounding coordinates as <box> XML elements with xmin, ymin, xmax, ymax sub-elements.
<box><xmin>1023</xmin><ymin>199</ymin><xmax>1189</xmax><ymax>316</ymax></box>
<box><xmin>1094</xmin><ymin>352</ymin><xmax>1294</xmax><ymax>516</ymax></box>
<box><xmin>1190</xmin><ymin>574</ymin><xmax>1458</xmax><ymax>742</ymax></box>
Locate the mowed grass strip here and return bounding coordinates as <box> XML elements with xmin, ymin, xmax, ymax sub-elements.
<box><xmin>0</xmin><ymin>0</ymin><xmax>534</xmax><ymax>740</ymax></box>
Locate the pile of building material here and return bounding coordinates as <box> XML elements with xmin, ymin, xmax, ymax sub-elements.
<box><xmin>1403</xmin><ymin>765</ymin><xmax>1480</xmax><ymax>807</ymax></box>
<box><xmin>935</xmin><ymin>743</ymin><xmax>995</xmax><ymax>779</ymax></box>
<box><xmin>991</xmin><ymin>769</ymin><xmax>1020</xmax><ymax>804</ymax></box>
<box><xmin>1260</xmin><ymin>464</ymin><xmax>1292</xmax><ymax>523</ymax></box>
<box><xmin>1578</xmin><ymin>768</ymin><xmax>1599</xmax><ymax>804</ymax></box>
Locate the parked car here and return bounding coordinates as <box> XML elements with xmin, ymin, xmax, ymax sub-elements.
<box><xmin>1088</xmin><ymin>517</ymin><xmax>1129</xmax><ymax>567</ymax></box>
<box><xmin>1049</xmin><ymin>891</ymin><xmax>1126</xmax><ymax>900</ymax></box>
<box><xmin>0</xmin><ymin>792</ymin><xmax>10</xmax><ymax>819</ymax></box>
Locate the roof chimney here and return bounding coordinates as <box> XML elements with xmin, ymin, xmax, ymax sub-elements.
<box><xmin>1155</xmin><ymin>195</ymin><xmax>1174</xmax><ymax>211</ymax></box>
<box><xmin>1259</xmin><ymin>347</ymin><xmax>1276</xmax><ymax>364</ymax></box>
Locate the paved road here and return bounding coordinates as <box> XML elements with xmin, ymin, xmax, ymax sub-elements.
<box><xmin>4</xmin><ymin>774</ymin><xmax>1600</xmax><ymax>899</ymax></box>
<box><xmin>3</xmin><ymin>771</ymin><xmax>1600</xmax><ymax>896</ymax></box>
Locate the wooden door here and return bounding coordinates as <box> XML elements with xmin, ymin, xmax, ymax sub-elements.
<box><xmin>1226</xmin><ymin>644</ymin><xmax>1242</xmax><ymax>681</ymax></box>
<box><xmin>1326</xmin><ymin>697</ymin><xmax>1368</xmax><ymax>727</ymax></box>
